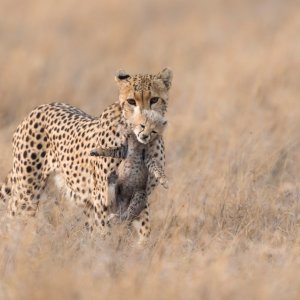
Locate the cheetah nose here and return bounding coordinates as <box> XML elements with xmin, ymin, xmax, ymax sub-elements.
<box><xmin>141</xmin><ymin>134</ymin><xmax>148</xmax><ymax>140</ymax></box>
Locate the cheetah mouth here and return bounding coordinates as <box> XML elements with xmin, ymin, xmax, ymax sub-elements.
<box><xmin>136</xmin><ymin>135</ymin><xmax>150</xmax><ymax>144</ymax></box>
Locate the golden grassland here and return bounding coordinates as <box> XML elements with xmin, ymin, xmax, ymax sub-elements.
<box><xmin>0</xmin><ymin>0</ymin><xmax>300</xmax><ymax>299</ymax></box>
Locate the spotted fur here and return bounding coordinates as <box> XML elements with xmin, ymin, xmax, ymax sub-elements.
<box><xmin>90</xmin><ymin>109</ymin><xmax>168</xmax><ymax>224</ymax></box>
<box><xmin>1</xmin><ymin>68</ymin><xmax>172</xmax><ymax>243</ymax></box>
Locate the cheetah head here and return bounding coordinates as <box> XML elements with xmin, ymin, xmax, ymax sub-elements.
<box><xmin>129</xmin><ymin>110</ymin><xmax>167</xmax><ymax>144</ymax></box>
<box><xmin>115</xmin><ymin>68</ymin><xmax>173</xmax><ymax>120</ymax></box>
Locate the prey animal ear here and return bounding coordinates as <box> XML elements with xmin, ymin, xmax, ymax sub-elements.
<box><xmin>115</xmin><ymin>70</ymin><xmax>131</xmax><ymax>86</ymax></box>
<box><xmin>157</xmin><ymin>67</ymin><xmax>173</xmax><ymax>90</ymax></box>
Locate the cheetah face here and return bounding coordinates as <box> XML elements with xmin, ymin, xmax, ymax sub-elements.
<box><xmin>115</xmin><ymin>68</ymin><xmax>172</xmax><ymax>120</ymax></box>
<box><xmin>130</xmin><ymin>110</ymin><xmax>167</xmax><ymax>144</ymax></box>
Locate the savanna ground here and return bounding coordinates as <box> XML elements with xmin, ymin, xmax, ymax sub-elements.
<box><xmin>0</xmin><ymin>0</ymin><xmax>300</xmax><ymax>299</ymax></box>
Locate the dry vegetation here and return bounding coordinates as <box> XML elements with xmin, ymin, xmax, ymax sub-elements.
<box><xmin>0</xmin><ymin>0</ymin><xmax>300</xmax><ymax>299</ymax></box>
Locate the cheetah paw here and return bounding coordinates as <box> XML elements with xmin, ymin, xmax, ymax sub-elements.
<box><xmin>107</xmin><ymin>213</ymin><xmax>121</xmax><ymax>225</ymax></box>
<box><xmin>159</xmin><ymin>177</ymin><xmax>169</xmax><ymax>189</ymax></box>
<box><xmin>90</xmin><ymin>148</ymin><xmax>105</xmax><ymax>157</ymax></box>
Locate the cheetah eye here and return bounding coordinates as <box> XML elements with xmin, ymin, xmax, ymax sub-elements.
<box><xmin>127</xmin><ymin>98</ymin><xmax>136</xmax><ymax>106</ymax></box>
<box><xmin>150</xmin><ymin>97</ymin><xmax>159</xmax><ymax>106</ymax></box>
<box><xmin>140</xmin><ymin>124</ymin><xmax>145</xmax><ymax>129</ymax></box>
<box><xmin>152</xmin><ymin>130</ymin><xmax>157</xmax><ymax>134</ymax></box>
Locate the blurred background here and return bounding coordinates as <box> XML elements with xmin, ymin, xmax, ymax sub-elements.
<box><xmin>1</xmin><ymin>0</ymin><xmax>300</xmax><ymax>299</ymax></box>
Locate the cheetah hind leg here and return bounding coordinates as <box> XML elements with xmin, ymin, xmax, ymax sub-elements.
<box><xmin>0</xmin><ymin>183</ymin><xmax>11</xmax><ymax>204</ymax></box>
<box><xmin>119</xmin><ymin>191</ymin><xmax>147</xmax><ymax>223</ymax></box>
<box><xmin>107</xmin><ymin>171</ymin><xmax>118</xmax><ymax>208</ymax></box>
<box><xmin>108</xmin><ymin>190</ymin><xmax>147</xmax><ymax>227</ymax></box>
<box><xmin>0</xmin><ymin>171</ymin><xmax>13</xmax><ymax>204</ymax></box>
<box><xmin>106</xmin><ymin>171</ymin><xmax>122</xmax><ymax>226</ymax></box>
<box><xmin>132</xmin><ymin>204</ymin><xmax>151</xmax><ymax>245</ymax></box>
<box><xmin>8</xmin><ymin>171</ymin><xmax>50</xmax><ymax>218</ymax></box>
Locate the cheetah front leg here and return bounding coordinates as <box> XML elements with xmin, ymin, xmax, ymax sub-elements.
<box><xmin>90</xmin><ymin>145</ymin><xmax>127</xmax><ymax>159</ymax></box>
<box><xmin>88</xmin><ymin>189</ymin><xmax>111</xmax><ymax>237</ymax></box>
<box><xmin>147</xmin><ymin>161</ymin><xmax>168</xmax><ymax>189</ymax></box>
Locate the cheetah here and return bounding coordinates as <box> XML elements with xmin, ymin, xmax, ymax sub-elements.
<box><xmin>1</xmin><ymin>68</ymin><xmax>172</xmax><ymax>243</ymax></box>
<box><xmin>90</xmin><ymin>109</ymin><xmax>168</xmax><ymax>224</ymax></box>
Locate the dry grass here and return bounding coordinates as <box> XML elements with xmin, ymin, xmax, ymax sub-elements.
<box><xmin>0</xmin><ymin>0</ymin><xmax>300</xmax><ymax>299</ymax></box>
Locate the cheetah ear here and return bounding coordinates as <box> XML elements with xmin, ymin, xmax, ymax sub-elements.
<box><xmin>157</xmin><ymin>68</ymin><xmax>173</xmax><ymax>90</ymax></box>
<box><xmin>115</xmin><ymin>70</ymin><xmax>131</xmax><ymax>86</ymax></box>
